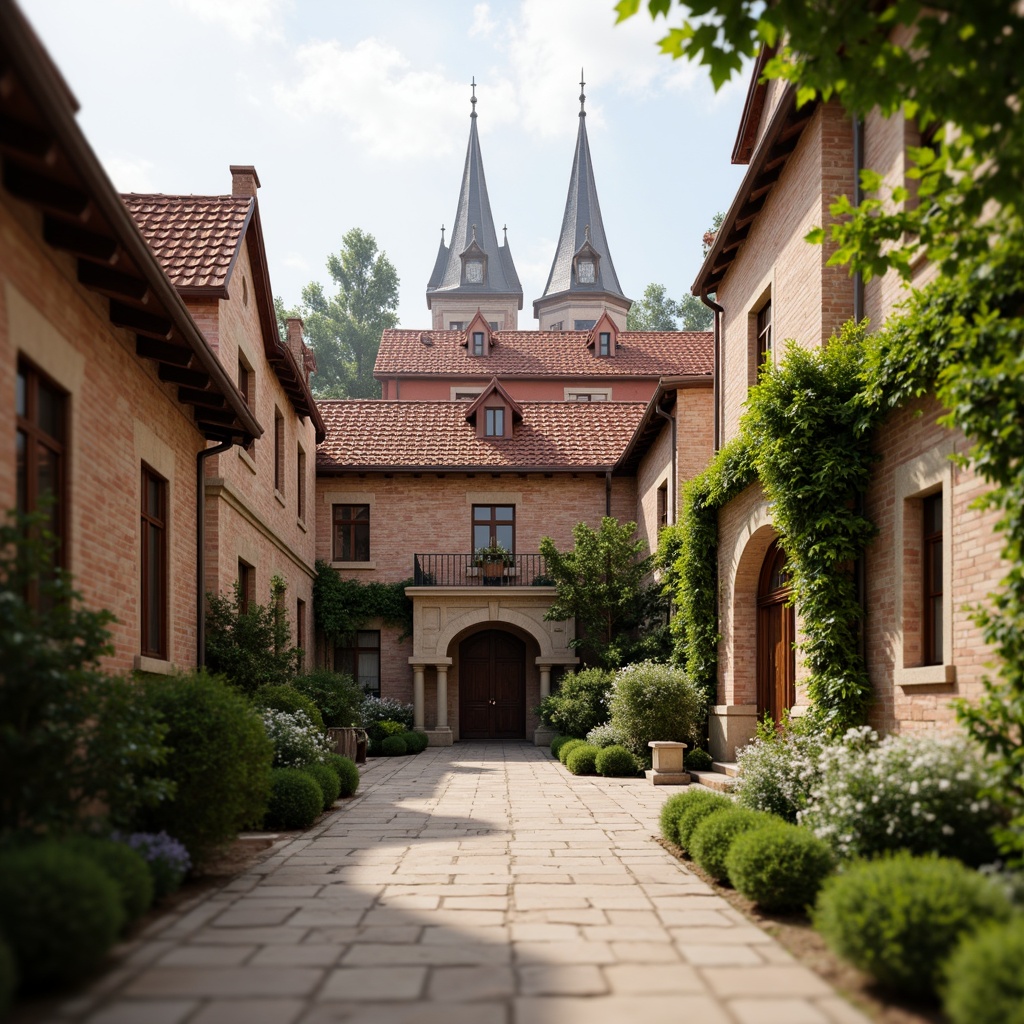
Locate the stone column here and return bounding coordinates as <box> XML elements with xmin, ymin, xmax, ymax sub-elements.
<box><xmin>539</xmin><ymin>666</ymin><xmax>551</xmax><ymax>702</ymax></box>
<box><xmin>412</xmin><ymin>665</ymin><xmax>425</xmax><ymax>731</ymax></box>
<box><xmin>436</xmin><ymin>664</ymin><xmax>449</xmax><ymax>728</ymax></box>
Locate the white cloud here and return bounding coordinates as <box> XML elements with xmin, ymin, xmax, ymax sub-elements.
<box><xmin>170</xmin><ymin>0</ymin><xmax>288</xmax><ymax>42</ymax></box>
<box><xmin>272</xmin><ymin>37</ymin><xmax>519</xmax><ymax>160</ymax></box>
<box><xmin>470</xmin><ymin>3</ymin><xmax>497</xmax><ymax>38</ymax></box>
<box><xmin>103</xmin><ymin>154</ymin><xmax>157</xmax><ymax>193</ymax></box>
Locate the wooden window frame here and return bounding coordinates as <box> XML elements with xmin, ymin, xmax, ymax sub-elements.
<box><xmin>472</xmin><ymin>331</ymin><xmax>485</xmax><ymax>356</ymax></box>
<box><xmin>296</xmin><ymin>598</ymin><xmax>306</xmax><ymax>671</ymax></box>
<box><xmin>296</xmin><ymin>446</ymin><xmax>306</xmax><ymax>522</ymax></box>
<box><xmin>485</xmin><ymin>407</ymin><xmax>505</xmax><ymax>437</ymax></box>
<box><xmin>238</xmin><ymin>558</ymin><xmax>254</xmax><ymax>615</ymax></box>
<box><xmin>140</xmin><ymin>464</ymin><xmax>168</xmax><ymax>659</ymax></box>
<box><xmin>238</xmin><ymin>357</ymin><xmax>254</xmax><ymax>454</ymax></box>
<box><xmin>273</xmin><ymin>407</ymin><xmax>284</xmax><ymax>494</ymax></box>
<box><xmin>332</xmin><ymin>503</ymin><xmax>371</xmax><ymax>562</ymax></box>
<box><xmin>923</xmin><ymin>492</ymin><xmax>943</xmax><ymax>665</ymax></box>
<box><xmin>472</xmin><ymin>504</ymin><xmax>515</xmax><ymax>553</ymax></box>
<box><xmin>598</xmin><ymin>332</ymin><xmax>611</xmax><ymax>357</ymax></box>
<box><xmin>335</xmin><ymin>630</ymin><xmax>381</xmax><ymax>696</ymax></box>
<box><xmin>756</xmin><ymin>299</ymin><xmax>773</xmax><ymax>369</ymax></box>
<box><xmin>657</xmin><ymin>482</ymin><xmax>668</xmax><ymax>530</ymax></box>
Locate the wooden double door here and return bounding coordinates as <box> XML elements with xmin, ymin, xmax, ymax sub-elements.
<box><xmin>757</xmin><ymin>541</ymin><xmax>796</xmax><ymax>724</ymax></box>
<box><xmin>458</xmin><ymin>630</ymin><xmax>526</xmax><ymax>739</ymax></box>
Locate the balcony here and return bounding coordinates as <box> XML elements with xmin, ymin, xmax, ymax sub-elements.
<box><xmin>413</xmin><ymin>553</ymin><xmax>553</xmax><ymax>587</ymax></box>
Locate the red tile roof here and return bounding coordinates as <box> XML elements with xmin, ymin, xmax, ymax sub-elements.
<box><xmin>317</xmin><ymin>400</ymin><xmax>647</xmax><ymax>471</ymax></box>
<box><xmin>374</xmin><ymin>329</ymin><xmax>713</xmax><ymax>379</ymax></box>
<box><xmin>121</xmin><ymin>194</ymin><xmax>252</xmax><ymax>292</ymax></box>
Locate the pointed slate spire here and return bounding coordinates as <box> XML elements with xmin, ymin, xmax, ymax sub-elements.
<box><xmin>534</xmin><ymin>72</ymin><xmax>628</xmax><ymax>320</ymax></box>
<box><xmin>426</xmin><ymin>80</ymin><xmax>522</xmax><ymax>310</ymax></box>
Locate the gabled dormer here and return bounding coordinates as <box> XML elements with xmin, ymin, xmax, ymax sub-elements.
<box><xmin>573</xmin><ymin>225</ymin><xmax>601</xmax><ymax>286</ymax></box>
<box><xmin>461</xmin><ymin>310</ymin><xmax>494</xmax><ymax>358</ymax></box>
<box><xmin>587</xmin><ymin>311</ymin><xmax>619</xmax><ymax>358</ymax></box>
<box><xmin>465</xmin><ymin>377</ymin><xmax>522</xmax><ymax>439</ymax></box>
<box><xmin>460</xmin><ymin>226</ymin><xmax>488</xmax><ymax>286</ymax></box>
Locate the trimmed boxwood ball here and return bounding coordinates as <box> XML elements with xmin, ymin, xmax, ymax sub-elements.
<box><xmin>565</xmin><ymin>743</ymin><xmax>599</xmax><ymax>776</ymax></box>
<box><xmin>558</xmin><ymin>738</ymin><xmax>587</xmax><ymax>765</ymax></box>
<box><xmin>0</xmin><ymin>843</ymin><xmax>124</xmax><ymax>990</ymax></box>
<box><xmin>675</xmin><ymin>792</ymin><xmax>734</xmax><ymax>853</ymax></box>
<box><xmin>303</xmin><ymin>763</ymin><xmax>341</xmax><ymax>810</ymax></box>
<box><xmin>726</xmin><ymin>821</ymin><xmax>835</xmax><ymax>912</ymax></box>
<box><xmin>264</xmin><ymin>768</ymin><xmax>323</xmax><ymax>830</ymax></box>
<box><xmin>401</xmin><ymin>731</ymin><xmax>428</xmax><ymax>753</ymax></box>
<box><xmin>943</xmin><ymin>916</ymin><xmax>1024</xmax><ymax>1024</ymax></box>
<box><xmin>329</xmin><ymin>754</ymin><xmax>360</xmax><ymax>797</ymax></box>
<box><xmin>684</xmin><ymin>748</ymin><xmax>713</xmax><ymax>772</ymax></box>
<box><xmin>595</xmin><ymin>745</ymin><xmax>638</xmax><ymax>777</ymax></box>
<box><xmin>253</xmin><ymin>683</ymin><xmax>325</xmax><ymax>732</ymax></box>
<box><xmin>0</xmin><ymin>937</ymin><xmax>17</xmax><ymax>1015</ymax></box>
<box><xmin>381</xmin><ymin>734</ymin><xmax>408</xmax><ymax>756</ymax></box>
<box><xmin>65</xmin><ymin>836</ymin><xmax>154</xmax><ymax>925</ymax></box>
<box><xmin>813</xmin><ymin>852</ymin><xmax>1011</xmax><ymax>999</ymax></box>
<box><xmin>690</xmin><ymin>807</ymin><xmax>776</xmax><ymax>884</ymax></box>
<box><xmin>550</xmin><ymin>735</ymin><xmax>573</xmax><ymax>758</ymax></box>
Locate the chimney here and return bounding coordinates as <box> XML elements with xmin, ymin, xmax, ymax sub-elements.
<box><xmin>230</xmin><ymin>165</ymin><xmax>261</xmax><ymax>197</ymax></box>
<box><xmin>285</xmin><ymin>317</ymin><xmax>310</xmax><ymax>383</ymax></box>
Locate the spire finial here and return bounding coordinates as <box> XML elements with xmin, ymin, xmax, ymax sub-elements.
<box><xmin>503</xmin><ymin>224</ymin><xmax>508</xmax><ymax>240</ymax></box>
<box><xmin>470</xmin><ymin>76</ymin><xmax>477</xmax><ymax>118</ymax></box>
<box><xmin>471</xmin><ymin>223</ymin><xmax>477</xmax><ymax>242</ymax></box>
<box><xmin>585</xmin><ymin>224</ymin><xmax>591</xmax><ymax>243</ymax></box>
<box><xmin>579</xmin><ymin>69</ymin><xmax>586</xmax><ymax>117</ymax></box>
<box><xmin>441</xmin><ymin>224</ymin><xmax>445</xmax><ymax>243</ymax></box>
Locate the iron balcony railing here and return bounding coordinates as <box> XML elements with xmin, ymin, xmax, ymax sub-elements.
<box><xmin>413</xmin><ymin>553</ymin><xmax>553</xmax><ymax>587</ymax></box>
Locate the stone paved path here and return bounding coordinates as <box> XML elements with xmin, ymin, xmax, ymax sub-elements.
<box><xmin>56</xmin><ymin>743</ymin><xmax>869</xmax><ymax>1024</ymax></box>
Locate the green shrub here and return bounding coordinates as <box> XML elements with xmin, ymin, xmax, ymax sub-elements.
<box><xmin>735</xmin><ymin>718</ymin><xmax>824</xmax><ymax>822</ymax></box>
<box><xmin>684</xmin><ymin>748</ymin><xmax>714</xmax><ymax>772</ymax></box>
<box><xmin>537</xmin><ymin>668</ymin><xmax>614</xmax><ymax>738</ymax></box>
<box><xmin>595</xmin><ymin>745</ymin><xmax>638</xmax><ymax>777</ymax></box>
<box><xmin>801</xmin><ymin>727</ymin><xmax>1000</xmax><ymax>865</ymax></box>
<box><xmin>362</xmin><ymin>695</ymin><xmax>415</xmax><ymax>731</ymax></box>
<box><xmin>303</xmin><ymin>763</ymin><xmax>341</xmax><ymax>810</ymax></box>
<box><xmin>0</xmin><ymin>843</ymin><xmax>123</xmax><ymax>990</ymax></box>
<box><xmin>133</xmin><ymin>671</ymin><xmax>273</xmax><ymax>863</ymax></box>
<box><xmin>676</xmin><ymin>792</ymin><xmax>735</xmax><ymax>853</ymax></box>
<box><xmin>608</xmin><ymin>661</ymin><xmax>704</xmax><ymax>757</ymax></box>
<box><xmin>264</xmin><ymin>768</ymin><xmax>323</xmax><ymax>830</ymax></box>
<box><xmin>942</xmin><ymin>916</ymin><xmax>1024</xmax><ymax>1024</ymax></box>
<box><xmin>550</xmin><ymin>735</ymin><xmax>573</xmax><ymax>758</ymax></box>
<box><xmin>65</xmin><ymin>836</ymin><xmax>153</xmax><ymax>925</ymax></box>
<box><xmin>690</xmin><ymin>807</ymin><xmax>776</xmax><ymax>884</ymax></box>
<box><xmin>566</xmin><ymin>744</ymin><xmax>599</xmax><ymax>775</ymax></box>
<box><xmin>401</xmin><ymin>731</ymin><xmax>428</xmax><ymax>753</ymax></box>
<box><xmin>291</xmin><ymin>669</ymin><xmax>363</xmax><ymax>728</ymax></box>
<box><xmin>0</xmin><ymin>936</ymin><xmax>15</xmax><ymax>1016</ymax></box>
<box><xmin>727</xmin><ymin>821</ymin><xmax>835</xmax><ymax>912</ymax></box>
<box><xmin>381</xmin><ymin>735</ymin><xmax>408</xmax><ymax>757</ymax></box>
<box><xmin>328</xmin><ymin>755</ymin><xmax>360</xmax><ymax>797</ymax></box>
<box><xmin>813</xmin><ymin>852</ymin><xmax>1012</xmax><ymax>999</ymax></box>
<box><xmin>558</xmin><ymin>738</ymin><xmax>587</xmax><ymax>765</ymax></box>
<box><xmin>253</xmin><ymin>684</ymin><xmax>325</xmax><ymax>732</ymax></box>
<box><xmin>366</xmin><ymin>718</ymin><xmax>408</xmax><ymax>754</ymax></box>
<box><xmin>659</xmin><ymin>791</ymin><xmax>695</xmax><ymax>845</ymax></box>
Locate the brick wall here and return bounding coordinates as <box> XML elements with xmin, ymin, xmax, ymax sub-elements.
<box><xmin>386</xmin><ymin>376</ymin><xmax>659</xmax><ymax>403</ymax></box>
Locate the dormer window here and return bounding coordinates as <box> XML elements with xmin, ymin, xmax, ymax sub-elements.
<box><xmin>460</xmin><ymin>226</ymin><xmax>488</xmax><ymax>286</ymax></box>
<box><xmin>598</xmin><ymin>332</ymin><xmax>611</xmax><ymax>357</ymax></box>
<box><xmin>587</xmin><ymin>312</ymin><xmax>619</xmax><ymax>358</ymax></box>
<box><xmin>485</xmin><ymin>408</ymin><xmax>504</xmax><ymax>436</ymax></box>
<box><xmin>466</xmin><ymin>259</ymin><xmax>484</xmax><ymax>284</ymax></box>
<box><xmin>572</xmin><ymin>226</ymin><xmax>601</xmax><ymax>288</ymax></box>
<box><xmin>577</xmin><ymin>259</ymin><xmax>595</xmax><ymax>284</ymax></box>
<box><xmin>472</xmin><ymin>331</ymin><xmax>485</xmax><ymax>356</ymax></box>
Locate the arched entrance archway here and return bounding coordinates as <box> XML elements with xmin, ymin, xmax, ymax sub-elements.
<box><xmin>757</xmin><ymin>540</ymin><xmax>795</xmax><ymax>724</ymax></box>
<box><xmin>458</xmin><ymin>630</ymin><xmax>526</xmax><ymax>739</ymax></box>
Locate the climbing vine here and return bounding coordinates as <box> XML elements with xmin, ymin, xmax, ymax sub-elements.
<box><xmin>312</xmin><ymin>560</ymin><xmax>414</xmax><ymax>642</ymax></box>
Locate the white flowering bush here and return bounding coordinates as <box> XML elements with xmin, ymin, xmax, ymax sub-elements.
<box><xmin>608</xmin><ymin>661</ymin><xmax>703</xmax><ymax>757</ymax></box>
<box><xmin>585</xmin><ymin>722</ymin><xmax>622</xmax><ymax>748</ymax></box>
<box><xmin>361</xmin><ymin>695</ymin><xmax>414</xmax><ymax>730</ymax></box>
<box><xmin>261</xmin><ymin>708</ymin><xmax>333</xmax><ymax>769</ymax></box>
<box><xmin>799</xmin><ymin>727</ymin><xmax>1001</xmax><ymax>865</ymax></box>
<box><xmin>735</xmin><ymin>719</ymin><xmax>825</xmax><ymax>822</ymax></box>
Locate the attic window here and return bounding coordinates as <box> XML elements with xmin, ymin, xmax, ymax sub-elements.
<box><xmin>598</xmin><ymin>332</ymin><xmax>611</xmax><ymax>357</ymax></box>
<box><xmin>577</xmin><ymin>259</ymin><xmax>595</xmax><ymax>284</ymax></box>
<box><xmin>449</xmin><ymin>322</ymin><xmax>464</xmax><ymax>330</ymax></box>
<box><xmin>575</xmin><ymin>319</ymin><xmax>596</xmax><ymax>330</ymax></box>
<box><xmin>472</xmin><ymin>331</ymin><xmax>485</xmax><ymax>356</ymax></box>
<box><xmin>466</xmin><ymin>259</ymin><xmax>484</xmax><ymax>284</ymax></box>
<box><xmin>485</xmin><ymin>408</ymin><xmax>505</xmax><ymax>436</ymax></box>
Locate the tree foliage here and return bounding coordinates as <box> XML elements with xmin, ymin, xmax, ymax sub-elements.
<box><xmin>293</xmin><ymin>228</ymin><xmax>399</xmax><ymax>398</ymax></box>
<box><xmin>626</xmin><ymin>282</ymin><xmax>683</xmax><ymax>330</ymax></box>
<box><xmin>540</xmin><ymin>518</ymin><xmax>668</xmax><ymax>669</ymax></box>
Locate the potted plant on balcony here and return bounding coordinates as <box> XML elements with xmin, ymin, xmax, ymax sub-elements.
<box><xmin>474</xmin><ymin>542</ymin><xmax>514</xmax><ymax>581</ymax></box>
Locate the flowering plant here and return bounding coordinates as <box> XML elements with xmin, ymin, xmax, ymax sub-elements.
<box><xmin>361</xmin><ymin>694</ymin><xmax>415</xmax><ymax>730</ymax></box>
<box><xmin>735</xmin><ymin>715</ymin><xmax>825</xmax><ymax>822</ymax></box>
<box><xmin>473</xmin><ymin>543</ymin><xmax>514</xmax><ymax>566</ymax></box>
<box><xmin>608</xmin><ymin>661</ymin><xmax>703</xmax><ymax>756</ymax></box>
<box><xmin>798</xmin><ymin>727</ymin><xmax>1001</xmax><ymax>865</ymax></box>
<box><xmin>585</xmin><ymin>722</ymin><xmax>622</xmax><ymax>749</ymax></box>
<box><xmin>261</xmin><ymin>708</ymin><xmax>333</xmax><ymax>769</ymax></box>
<box><xmin>112</xmin><ymin>830</ymin><xmax>191</xmax><ymax>899</ymax></box>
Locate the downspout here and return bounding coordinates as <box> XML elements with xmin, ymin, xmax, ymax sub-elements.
<box><xmin>853</xmin><ymin>116</ymin><xmax>867</xmax><ymax>662</ymax></box>
<box><xmin>654</xmin><ymin>399</ymin><xmax>676</xmax><ymax>525</ymax></box>
<box><xmin>605</xmin><ymin>470</ymin><xmax>612</xmax><ymax>517</ymax></box>
<box><xmin>196</xmin><ymin>438</ymin><xmax>236</xmax><ymax>669</ymax></box>
<box><xmin>701</xmin><ymin>293</ymin><xmax>725</xmax><ymax>452</ymax></box>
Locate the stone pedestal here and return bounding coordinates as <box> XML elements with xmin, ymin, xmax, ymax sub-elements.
<box><xmin>645</xmin><ymin>740</ymin><xmax>690</xmax><ymax>786</ymax></box>
<box><xmin>423</xmin><ymin>727</ymin><xmax>453</xmax><ymax>747</ymax></box>
<box><xmin>533</xmin><ymin>725</ymin><xmax>557</xmax><ymax>748</ymax></box>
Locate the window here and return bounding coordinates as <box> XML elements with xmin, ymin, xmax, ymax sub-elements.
<box><xmin>574</xmin><ymin>319</ymin><xmax>596</xmax><ymax>330</ymax></box>
<box><xmin>923</xmin><ymin>492</ymin><xmax>943</xmax><ymax>665</ymax></box>
<box><xmin>238</xmin><ymin>358</ymin><xmax>254</xmax><ymax>454</ymax></box>
<box><xmin>577</xmin><ymin>259</ymin><xmax>595</xmax><ymax>284</ymax></box>
<box><xmin>565</xmin><ymin>388</ymin><xmax>612</xmax><ymax>402</ymax></box>
<box><xmin>296</xmin><ymin>446</ymin><xmax>306</xmax><ymax>522</ymax></box>
<box><xmin>335</xmin><ymin>630</ymin><xmax>380</xmax><ymax>696</ymax></box>
<box><xmin>237</xmin><ymin>559</ymin><xmax>254</xmax><ymax>614</ymax></box>
<box><xmin>453</xmin><ymin>389</ymin><xmax>483</xmax><ymax>401</ymax></box>
<box><xmin>473</xmin><ymin>504</ymin><xmax>514</xmax><ymax>552</ymax></box>
<box><xmin>465</xmin><ymin>259</ymin><xmax>483</xmax><ymax>283</ymax></box>
<box><xmin>756</xmin><ymin>300</ymin><xmax>773</xmax><ymax>369</ymax></box>
<box><xmin>549</xmin><ymin>321</ymin><xmax>564</xmax><ymax>331</ymax></box>
<box><xmin>16</xmin><ymin>359</ymin><xmax>67</xmax><ymax>562</ymax></box>
<box><xmin>484</xmin><ymin>407</ymin><xmax>504</xmax><ymax>437</ymax></box>
<box><xmin>657</xmin><ymin>482</ymin><xmax>669</xmax><ymax>529</ymax></box>
<box><xmin>333</xmin><ymin>504</ymin><xmax>370</xmax><ymax>562</ymax></box>
<box><xmin>449</xmin><ymin>321</ymin><xmax>465</xmax><ymax>330</ymax></box>
<box><xmin>488</xmin><ymin>321</ymin><xmax>499</xmax><ymax>330</ymax></box>
<box><xmin>296</xmin><ymin>598</ymin><xmax>306</xmax><ymax>671</ymax></box>
<box><xmin>598</xmin><ymin>332</ymin><xmax>611</xmax><ymax>357</ymax></box>
<box><xmin>472</xmin><ymin>331</ymin><xmax>485</xmax><ymax>356</ymax></box>
<box><xmin>140</xmin><ymin>465</ymin><xmax>167</xmax><ymax>658</ymax></box>
<box><xmin>273</xmin><ymin>408</ymin><xmax>284</xmax><ymax>494</ymax></box>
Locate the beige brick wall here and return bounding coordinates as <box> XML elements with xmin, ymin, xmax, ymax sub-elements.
<box><xmin>0</xmin><ymin>195</ymin><xmax>205</xmax><ymax>673</ymax></box>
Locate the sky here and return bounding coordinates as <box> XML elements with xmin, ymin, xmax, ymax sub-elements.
<box><xmin>20</xmin><ymin>0</ymin><xmax>750</xmax><ymax>330</ymax></box>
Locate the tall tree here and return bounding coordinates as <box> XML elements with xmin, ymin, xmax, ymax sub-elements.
<box><xmin>626</xmin><ymin>282</ymin><xmax>681</xmax><ymax>330</ymax></box>
<box><xmin>293</xmin><ymin>229</ymin><xmax>399</xmax><ymax>399</ymax></box>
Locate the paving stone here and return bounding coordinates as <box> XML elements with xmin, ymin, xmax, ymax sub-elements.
<box><xmin>319</xmin><ymin>966</ymin><xmax>427</xmax><ymax>1001</ymax></box>
<box><xmin>188</xmin><ymin>999</ymin><xmax>307</xmax><ymax>1024</ymax></box>
<box><xmin>426</xmin><ymin>965</ymin><xmax>516</xmax><ymax>1001</ymax></box>
<box><xmin>300</xmin><ymin>1002</ymin><xmax>507</xmax><ymax>1024</ymax></box>
<box><xmin>248</xmin><ymin>945</ymin><xmax>344</xmax><ymax>967</ymax></box>
<box><xmin>124</xmin><ymin>966</ymin><xmax>323</xmax><ymax>998</ymax></box>
<box><xmin>603</xmin><ymin>962</ymin><xmax>704</xmax><ymax>994</ymax></box>
<box><xmin>517</xmin><ymin>965</ymin><xmax>608</xmax><ymax>995</ymax></box>
<box><xmin>702</xmin><ymin>965</ymin><xmax>835</xmax><ymax>998</ymax></box>
<box><xmin>157</xmin><ymin>946</ymin><xmax>256</xmax><ymax>967</ymax></box>
<box><xmin>83</xmin><ymin>1000</ymin><xmax>198</xmax><ymax>1024</ymax></box>
<box><xmin>514</xmin><ymin>995</ymin><xmax>734</xmax><ymax>1024</ymax></box>
<box><xmin>730</xmin><ymin>998</ymin><xmax>832</xmax><ymax>1023</ymax></box>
